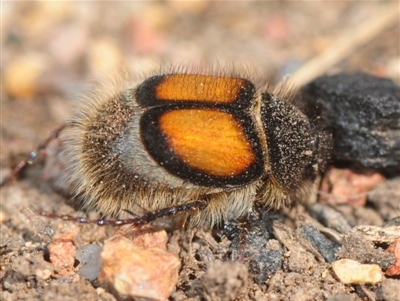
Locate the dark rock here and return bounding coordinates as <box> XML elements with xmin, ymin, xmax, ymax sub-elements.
<box><xmin>299</xmin><ymin>226</ymin><xmax>340</xmax><ymax>263</ymax></box>
<box><xmin>308</xmin><ymin>202</ymin><xmax>352</xmax><ymax>234</ymax></box>
<box><xmin>302</xmin><ymin>73</ymin><xmax>400</xmax><ymax>175</ymax></box>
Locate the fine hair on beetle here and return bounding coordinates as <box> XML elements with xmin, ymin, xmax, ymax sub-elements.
<box><xmin>13</xmin><ymin>65</ymin><xmax>332</xmax><ymax>229</ymax></box>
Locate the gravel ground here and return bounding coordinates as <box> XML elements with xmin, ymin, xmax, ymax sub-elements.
<box><xmin>1</xmin><ymin>2</ymin><xmax>399</xmax><ymax>301</ymax></box>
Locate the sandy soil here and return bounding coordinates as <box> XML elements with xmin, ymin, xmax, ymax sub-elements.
<box><xmin>1</xmin><ymin>2</ymin><xmax>399</xmax><ymax>301</ymax></box>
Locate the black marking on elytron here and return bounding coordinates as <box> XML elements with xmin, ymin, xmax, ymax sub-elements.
<box><xmin>140</xmin><ymin>104</ymin><xmax>264</xmax><ymax>188</ymax></box>
<box><xmin>135</xmin><ymin>74</ymin><xmax>256</xmax><ymax>108</ymax></box>
<box><xmin>38</xmin><ymin>200</ymin><xmax>208</xmax><ymax>227</ymax></box>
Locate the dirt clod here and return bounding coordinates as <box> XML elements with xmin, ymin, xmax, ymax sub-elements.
<box><xmin>201</xmin><ymin>261</ymin><xmax>248</xmax><ymax>301</ymax></box>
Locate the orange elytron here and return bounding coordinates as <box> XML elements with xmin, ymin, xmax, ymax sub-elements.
<box><xmin>155</xmin><ymin>74</ymin><xmax>248</xmax><ymax>103</ymax></box>
<box><xmin>159</xmin><ymin>109</ymin><xmax>255</xmax><ymax>177</ymax></box>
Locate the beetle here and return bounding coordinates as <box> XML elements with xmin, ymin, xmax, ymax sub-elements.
<box><xmin>11</xmin><ymin>68</ymin><xmax>331</xmax><ymax>228</ymax></box>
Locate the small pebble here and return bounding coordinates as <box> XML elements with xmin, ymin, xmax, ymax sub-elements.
<box><xmin>385</xmin><ymin>239</ymin><xmax>400</xmax><ymax>276</ymax></box>
<box><xmin>99</xmin><ymin>232</ymin><xmax>180</xmax><ymax>300</ymax></box>
<box><xmin>331</xmin><ymin>259</ymin><xmax>383</xmax><ymax>284</ymax></box>
<box><xmin>76</xmin><ymin>243</ymin><xmax>102</xmax><ymax>281</ymax></box>
<box><xmin>48</xmin><ymin>231</ymin><xmax>77</xmax><ymax>276</ymax></box>
<box><xmin>35</xmin><ymin>268</ymin><xmax>52</xmax><ymax>280</ymax></box>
